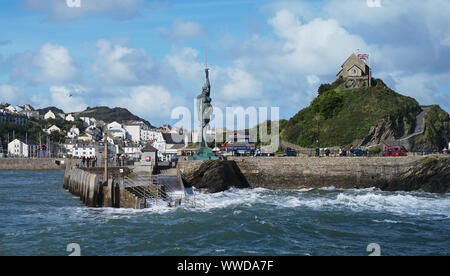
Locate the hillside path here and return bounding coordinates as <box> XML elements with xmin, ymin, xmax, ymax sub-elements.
<box><xmin>399</xmin><ymin>107</ymin><xmax>431</xmax><ymax>141</ymax></box>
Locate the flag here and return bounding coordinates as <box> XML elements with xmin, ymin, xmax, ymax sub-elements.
<box><xmin>358</xmin><ymin>54</ymin><xmax>369</xmax><ymax>60</ymax></box>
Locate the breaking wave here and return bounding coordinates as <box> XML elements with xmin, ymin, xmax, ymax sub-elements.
<box><xmin>59</xmin><ymin>187</ymin><xmax>450</xmax><ymax>220</ymax></box>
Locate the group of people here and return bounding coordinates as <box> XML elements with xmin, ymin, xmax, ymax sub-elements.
<box><xmin>315</xmin><ymin>148</ymin><xmax>332</xmax><ymax>157</ymax></box>
<box><xmin>110</xmin><ymin>154</ymin><xmax>126</xmax><ymax>167</ymax></box>
<box><xmin>81</xmin><ymin>156</ymin><xmax>97</xmax><ymax>168</ymax></box>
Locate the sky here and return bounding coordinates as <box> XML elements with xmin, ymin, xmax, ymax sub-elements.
<box><xmin>0</xmin><ymin>0</ymin><xmax>449</xmax><ymax>128</ymax></box>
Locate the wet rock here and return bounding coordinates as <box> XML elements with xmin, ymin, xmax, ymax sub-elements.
<box><xmin>182</xmin><ymin>160</ymin><xmax>250</xmax><ymax>193</ymax></box>
<box><xmin>377</xmin><ymin>157</ymin><xmax>450</xmax><ymax>194</ymax></box>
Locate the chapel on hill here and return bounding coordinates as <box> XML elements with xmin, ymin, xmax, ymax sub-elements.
<box><xmin>337</xmin><ymin>53</ymin><xmax>371</xmax><ymax>89</ymax></box>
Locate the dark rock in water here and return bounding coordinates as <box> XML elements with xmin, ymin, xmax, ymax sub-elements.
<box><xmin>182</xmin><ymin>161</ymin><xmax>250</xmax><ymax>193</ymax></box>
<box><xmin>377</xmin><ymin>157</ymin><xmax>450</xmax><ymax>194</ymax></box>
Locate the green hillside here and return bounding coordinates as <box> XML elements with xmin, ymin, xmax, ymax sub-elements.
<box><xmin>74</xmin><ymin>106</ymin><xmax>153</xmax><ymax>127</ymax></box>
<box><xmin>37</xmin><ymin>106</ymin><xmax>65</xmax><ymax>116</ymax></box>
<box><xmin>281</xmin><ymin>79</ymin><xmax>426</xmax><ymax>148</ymax></box>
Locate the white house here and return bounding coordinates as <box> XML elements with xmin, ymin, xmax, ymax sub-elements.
<box><xmin>22</xmin><ymin>104</ymin><xmax>34</xmax><ymax>111</ymax></box>
<box><xmin>107</xmin><ymin>122</ymin><xmax>126</xmax><ymax>140</ymax></box>
<box><xmin>6</xmin><ymin>105</ymin><xmax>17</xmax><ymax>113</ymax></box>
<box><xmin>141</xmin><ymin>129</ymin><xmax>164</xmax><ymax>142</ymax></box>
<box><xmin>71</xmin><ymin>143</ymin><xmax>97</xmax><ymax>158</ymax></box>
<box><xmin>45</xmin><ymin>125</ymin><xmax>61</xmax><ymax>134</ymax></box>
<box><xmin>65</xmin><ymin>114</ymin><xmax>75</xmax><ymax>122</ymax></box>
<box><xmin>44</xmin><ymin>110</ymin><xmax>56</xmax><ymax>120</ymax></box>
<box><xmin>123</xmin><ymin>124</ymin><xmax>142</xmax><ymax>143</ymax></box>
<box><xmin>67</xmin><ymin>126</ymin><xmax>80</xmax><ymax>139</ymax></box>
<box><xmin>153</xmin><ymin>133</ymin><xmax>186</xmax><ymax>161</ymax></box>
<box><xmin>107</xmin><ymin>121</ymin><xmax>122</xmax><ymax>130</ymax></box>
<box><xmin>124</xmin><ymin>144</ymin><xmax>142</xmax><ymax>159</ymax></box>
<box><xmin>80</xmin><ymin>117</ymin><xmax>97</xmax><ymax>127</ymax></box>
<box><xmin>8</xmin><ymin>139</ymin><xmax>38</xmax><ymax>158</ymax></box>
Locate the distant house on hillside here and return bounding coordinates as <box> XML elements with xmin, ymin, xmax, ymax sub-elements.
<box><xmin>67</xmin><ymin>125</ymin><xmax>80</xmax><ymax>139</ymax></box>
<box><xmin>44</xmin><ymin>110</ymin><xmax>56</xmax><ymax>120</ymax></box>
<box><xmin>80</xmin><ymin>117</ymin><xmax>97</xmax><ymax>127</ymax></box>
<box><xmin>6</xmin><ymin>105</ymin><xmax>17</xmax><ymax>113</ymax></box>
<box><xmin>65</xmin><ymin>114</ymin><xmax>75</xmax><ymax>122</ymax></box>
<box><xmin>45</xmin><ymin>125</ymin><xmax>61</xmax><ymax>134</ymax></box>
<box><xmin>337</xmin><ymin>53</ymin><xmax>371</xmax><ymax>89</ymax></box>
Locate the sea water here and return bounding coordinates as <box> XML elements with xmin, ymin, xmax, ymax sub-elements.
<box><xmin>0</xmin><ymin>171</ymin><xmax>449</xmax><ymax>256</ymax></box>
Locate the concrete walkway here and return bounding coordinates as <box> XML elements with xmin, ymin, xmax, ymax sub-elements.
<box><xmin>398</xmin><ymin>107</ymin><xmax>431</xmax><ymax>141</ymax></box>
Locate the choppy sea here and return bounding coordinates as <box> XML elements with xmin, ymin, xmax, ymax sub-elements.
<box><xmin>0</xmin><ymin>171</ymin><xmax>449</xmax><ymax>256</ymax></box>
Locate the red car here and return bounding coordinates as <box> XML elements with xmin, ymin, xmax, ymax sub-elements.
<box><xmin>385</xmin><ymin>146</ymin><xmax>408</xmax><ymax>157</ymax></box>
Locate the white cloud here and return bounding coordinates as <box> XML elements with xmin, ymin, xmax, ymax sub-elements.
<box><xmin>34</xmin><ymin>43</ymin><xmax>79</xmax><ymax>84</ymax></box>
<box><xmin>108</xmin><ymin>85</ymin><xmax>180</xmax><ymax>120</ymax></box>
<box><xmin>216</xmin><ymin>67</ymin><xmax>264</xmax><ymax>101</ymax></box>
<box><xmin>7</xmin><ymin>43</ymin><xmax>79</xmax><ymax>85</ymax></box>
<box><xmin>93</xmin><ymin>39</ymin><xmax>168</xmax><ymax>86</ymax></box>
<box><xmin>391</xmin><ymin>72</ymin><xmax>450</xmax><ymax>111</ymax></box>
<box><xmin>21</xmin><ymin>0</ymin><xmax>161</xmax><ymax>21</ymax></box>
<box><xmin>166</xmin><ymin>47</ymin><xmax>204</xmax><ymax>82</ymax></box>
<box><xmin>158</xmin><ymin>18</ymin><xmax>205</xmax><ymax>41</ymax></box>
<box><xmin>307</xmin><ymin>75</ymin><xmax>320</xmax><ymax>86</ymax></box>
<box><xmin>0</xmin><ymin>85</ymin><xmax>28</xmax><ymax>105</ymax></box>
<box><xmin>268</xmin><ymin>11</ymin><xmax>368</xmax><ymax>75</ymax></box>
<box><xmin>31</xmin><ymin>86</ymin><xmax>88</xmax><ymax>113</ymax></box>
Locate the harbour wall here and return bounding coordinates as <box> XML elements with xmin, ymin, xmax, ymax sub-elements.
<box><xmin>0</xmin><ymin>158</ymin><xmax>67</xmax><ymax>171</ymax></box>
<box><xmin>63</xmin><ymin>164</ymin><xmax>145</xmax><ymax>209</ymax></box>
<box><xmin>177</xmin><ymin>156</ymin><xmax>425</xmax><ymax>190</ymax></box>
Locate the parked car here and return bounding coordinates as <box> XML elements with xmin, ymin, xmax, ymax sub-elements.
<box><xmin>350</xmin><ymin>149</ymin><xmax>366</xmax><ymax>157</ymax></box>
<box><xmin>284</xmin><ymin>148</ymin><xmax>297</xmax><ymax>157</ymax></box>
<box><xmin>385</xmin><ymin>146</ymin><xmax>408</xmax><ymax>157</ymax></box>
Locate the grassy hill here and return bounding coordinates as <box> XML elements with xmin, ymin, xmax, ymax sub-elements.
<box><xmin>73</xmin><ymin>106</ymin><xmax>153</xmax><ymax>127</ymax></box>
<box><xmin>281</xmin><ymin>78</ymin><xmax>449</xmax><ymax>149</ymax></box>
<box><xmin>37</xmin><ymin>106</ymin><xmax>65</xmax><ymax>116</ymax></box>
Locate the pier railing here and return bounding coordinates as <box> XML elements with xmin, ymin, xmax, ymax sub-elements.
<box><xmin>120</xmin><ymin>176</ymin><xmax>205</xmax><ymax>208</ymax></box>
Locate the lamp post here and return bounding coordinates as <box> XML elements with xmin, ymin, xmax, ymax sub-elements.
<box><xmin>103</xmin><ymin>128</ymin><xmax>108</xmax><ymax>182</ymax></box>
<box><xmin>315</xmin><ymin>114</ymin><xmax>321</xmax><ymax>157</ymax></box>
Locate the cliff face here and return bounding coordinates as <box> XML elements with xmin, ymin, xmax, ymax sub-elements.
<box><xmin>377</xmin><ymin>157</ymin><xmax>450</xmax><ymax>194</ymax></box>
<box><xmin>359</xmin><ymin>117</ymin><xmax>407</xmax><ymax>146</ymax></box>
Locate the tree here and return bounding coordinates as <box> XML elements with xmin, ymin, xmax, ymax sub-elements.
<box><xmin>318</xmin><ymin>83</ymin><xmax>332</xmax><ymax>96</ymax></box>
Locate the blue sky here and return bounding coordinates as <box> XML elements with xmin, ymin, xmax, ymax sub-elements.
<box><xmin>1</xmin><ymin>0</ymin><xmax>450</xmax><ymax>128</ymax></box>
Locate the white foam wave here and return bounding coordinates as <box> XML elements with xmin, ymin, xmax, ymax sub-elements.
<box><xmin>191</xmin><ymin>188</ymin><xmax>450</xmax><ymax>218</ymax></box>
<box><xmin>55</xmin><ymin>188</ymin><xmax>450</xmax><ymax>219</ymax></box>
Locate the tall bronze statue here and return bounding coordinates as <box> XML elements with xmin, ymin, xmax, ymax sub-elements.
<box><xmin>196</xmin><ymin>68</ymin><xmax>213</xmax><ymax>148</ymax></box>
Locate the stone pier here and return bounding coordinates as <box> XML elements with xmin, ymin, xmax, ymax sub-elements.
<box><xmin>177</xmin><ymin>156</ymin><xmax>426</xmax><ymax>190</ymax></box>
<box><xmin>63</xmin><ymin>163</ymin><xmax>146</xmax><ymax>209</ymax></box>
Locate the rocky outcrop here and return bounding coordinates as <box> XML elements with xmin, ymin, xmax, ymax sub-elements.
<box><xmin>181</xmin><ymin>160</ymin><xmax>250</xmax><ymax>193</ymax></box>
<box><xmin>377</xmin><ymin>157</ymin><xmax>450</xmax><ymax>194</ymax></box>
<box><xmin>358</xmin><ymin>116</ymin><xmax>413</xmax><ymax>148</ymax></box>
